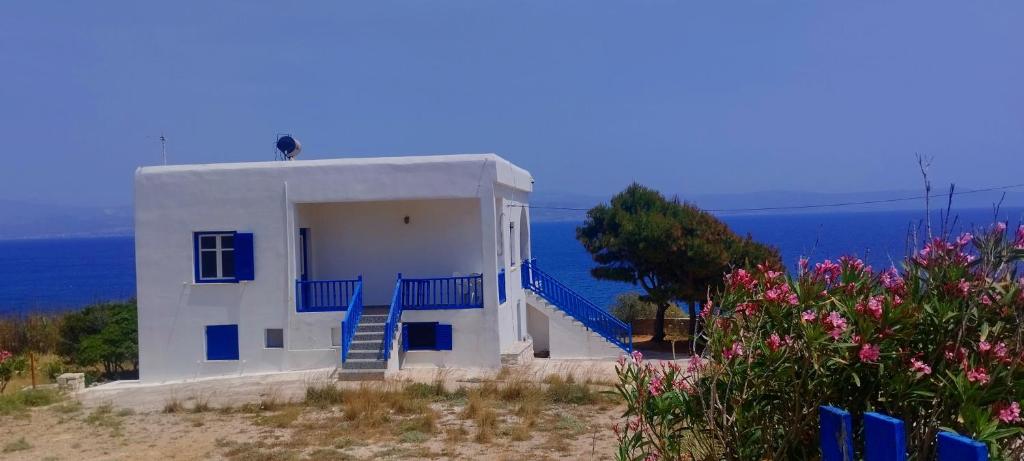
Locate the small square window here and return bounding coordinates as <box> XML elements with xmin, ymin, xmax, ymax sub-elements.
<box><xmin>265</xmin><ymin>329</ymin><xmax>284</xmax><ymax>349</ymax></box>
<box><xmin>330</xmin><ymin>327</ymin><xmax>341</xmax><ymax>347</ymax></box>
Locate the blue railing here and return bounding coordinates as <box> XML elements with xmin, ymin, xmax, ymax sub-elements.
<box><xmin>296</xmin><ymin>278</ymin><xmax>360</xmax><ymax>312</ymax></box>
<box><xmin>382</xmin><ymin>274</ymin><xmax>403</xmax><ymax>361</ymax></box>
<box><xmin>820</xmin><ymin>406</ymin><xmax>988</xmax><ymax>460</ymax></box>
<box><xmin>498</xmin><ymin>268</ymin><xmax>507</xmax><ymax>304</ymax></box>
<box><xmin>521</xmin><ymin>259</ymin><xmax>633</xmax><ymax>353</ymax></box>
<box><xmin>339</xmin><ymin>276</ymin><xmax>364</xmax><ymax>363</ymax></box>
<box><xmin>401</xmin><ymin>274</ymin><xmax>484</xmax><ymax>310</ymax></box>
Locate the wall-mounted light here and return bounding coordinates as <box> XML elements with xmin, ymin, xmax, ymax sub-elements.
<box><xmin>404</xmin><ymin>216</ymin><xmax>410</xmax><ymax>224</ymax></box>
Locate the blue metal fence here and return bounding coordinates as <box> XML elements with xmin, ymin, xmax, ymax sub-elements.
<box><xmin>382</xmin><ymin>274</ymin><xmax>403</xmax><ymax>361</ymax></box>
<box><xmin>819</xmin><ymin>406</ymin><xmax>988</xmax><ymax>461</ymax></box>
<box><xmin>521</xmin><ymin>259</ymin><xmax>633</xmax><ymax>353</ymax></box>
<box><xmin>401</xmin><ymin>274</ymin><xmax>484</xmax><ymax>309</ymax></box>
<box><xmin>296</xmin><ymin>278</ymin><xmax>360</xmax><ymax>312</ymax></box>
<box><xmin>339</xmin><ymin>276</ymin><xmax>363</xmax><ymax>363</ymax></box>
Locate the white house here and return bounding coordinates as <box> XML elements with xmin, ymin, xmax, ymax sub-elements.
<box><xmin>134</xmin><ymin>153</ymin><xmax>630</xmax><ymax>383</ymax></box>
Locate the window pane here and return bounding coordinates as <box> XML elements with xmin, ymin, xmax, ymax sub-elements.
<box><xmin>265</xmin><ymin>329</ymin><xmax>284</xmax><ymax>349</ymax></box>
<box><xmin>407</xmin><ymin>323</ymin><xmax>436</xmax><ymax>350</ymax></box>
<box><xmin>200</xmin><ymin>251</ymin><xmax>219</xmax><ymax>279</ymax></box>
<box><xmin>221</xmin><ymin>235</ymin><xmax>234</xmax><ymax>250</ymax></box>
<box><xmin>199</xmin><ymin>235</ymin><xmax>217</xmax><ymax>250</ymax></box>
<box><xmin>221</xmin><ymin>249</ymin><xmax>235</xmax><ymax>278</ymax></box>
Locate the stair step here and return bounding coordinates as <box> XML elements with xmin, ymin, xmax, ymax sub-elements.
<box><xmin>337</xmin><ymin>369</ymin><xmax>385</xmax><ymax>381</ymax></box>
<box><xmin>360</xmin><ymin>315</ymin><xmax>387</xmax><ymax>323</ymax></box>
<box><xmin>346</xmin><ymin>350</ymin><xmax>382</xmax><ymax>360</ymax></box>
<box><xmin>349</xmin><ymin>340</ymin><xmax>384</xmax><ymax>351</ymax></box>
<box><xmin>342</xmin><ymin>358</ymin><xmax>387</xmax><ymax>370</ymax></box>
<box><xmin>356</xmin><ymin>323</ymin><xmax>385</xmax><ymax>333</ymax></box>
<box><xmin>353</xmin><ymin>331</ymin><xmax>384</xmax><ymax>341</ymax></box>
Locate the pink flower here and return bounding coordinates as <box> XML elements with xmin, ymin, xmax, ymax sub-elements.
<box><xmin>0</xmin><ymin>350</ymin><xmax>11</xmax><ymax>363</ymax></box>
<box><xmin>644</xmin><ymin>453</ymin><xmax>660</xmax><ymax>461</ymax></box>
<box><xmin>737</xmin><ymin>302</ymin><xmax>758</xmax><ymax>316</ymax></box>
<box><xmin>957</xmin><ymin>279</ymin><xmax>971</xmax><ymax>298</ymax></box>
<box><xmin>726</xmin><ymin>269</ymin><xmax>756</xmax><ymax>290</ymax></box>
<box><xmin>956</xmin><ymin>232</ymin><xmax>973</xmax><ymax>247</ymax></box>
<box><xmin>859</xmin><ymin>344</ymin><xmax>880</xmax><ymax>362</ymax></box>
<box><xmin>630</xmin><ymin>350</ymin><xmax>643</xmax><ymax>363</ymax></box>
<box><xmin>967</xmin><ymin>367</ymin><xmax>991</xmax><ymax>385</ymax></box>
<box><xmin>799</xmin><ymin>257</ymin><xmax>809</xmax><ymax>274</ymax></box>
<box><xmin>822</xmin><ymin>311</ymin><xmax>848</xmax><ymax>340</ymax></box>
<box><xmin>814</xmin><ymin>260</ymin><xmax>842</xmax><ymax>284</ymax></box>
<box><xmin>909</xmin><ymin>358</ymin><xmax>932</xmax><ymax>375</ymax></box>
<box><xmin>687</xmin><ymin>356</ymin><xmax>703</xmax><ymax>373</ymax></box>
<box><xmin>979</xmin><ymin>341</ymin><xmax>992</xmax><ymax>353</ymax></box>
<box><xmin>855</xmin><ymin>296</ymin><xmax>884</xmax><ymax>321</ymax></box>
<box><xmin>617</xmin><ymin>355</ymin><xmax>627</xmax><ymax>367</ymax></box>
<box><xmin>1015</xmin><ymin>225</ymin><xmax>1024</xmax><ymax>249</ymax></box>
<box><xmin>996</xmin><ymin>402</ymin><xmax>1022</xmax><ymax>424</ymax></box>
<box><xmin>766</xmin><ymin>334</ymin><xmax>783</xmax><ymax>352</ymax></box>
<box><xmin>722</xmin><ymin>341</ymin><xmax>744</xmax><ymax>360</ymax></box>
<box><xmin>801</xmin><ymin>310</ymin><xmax>817</xmax><ymax>322</ymax></box>
<box><xmin>995</xmin><ymin>222</ymin><xmax>1007</xmax><ymax>233</ymax></box>
<box><xmin>648</xmin><ymin>375</ymin><xmax>664</xmax><ymax>396</ymax></box>
<box><xmin>880</xmin><ymin>268</ymin><xmax>906</xmax><ymax>294</ymax></box>
<box><xmin>994</xmin><ymin>342</ymin><xmax>1010</xmax><ymax>362</ymax></box>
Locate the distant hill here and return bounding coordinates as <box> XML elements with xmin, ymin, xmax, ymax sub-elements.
<box><xmin>531</xmin><ymin>188</ymin><xmax>1024</xmax><ymax>222</ymax></box>
<box><xmin>0</xmin><ymin>200</ymin><xmax>132</xmax><ymax>240</ymax></box>
<box><xmin>1</xmin><ymin>187</ymin><xmax>1020</xmax><ymax>239</ymax></box>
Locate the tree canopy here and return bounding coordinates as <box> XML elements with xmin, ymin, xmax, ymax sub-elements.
<box><xmin>577</xmin><ymin>183</ymin><xmax>780</xmax><ymax>343</ymax></box>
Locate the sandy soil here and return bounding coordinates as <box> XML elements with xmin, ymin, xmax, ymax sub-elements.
<box><xmin>1</xmin><ymin>359</ymin><xmax>673</xmax><ymax>460</ymax></box>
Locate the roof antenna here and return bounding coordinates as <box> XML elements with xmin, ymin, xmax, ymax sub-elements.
<box><xmin>159</xmin><ymin>132</ymin><xmax>168</xmax><ymax>165</ymax></box>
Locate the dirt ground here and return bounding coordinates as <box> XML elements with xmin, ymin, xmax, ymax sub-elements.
<box><xmin>0</xmin><ymin>360</ymin><xmax>668</xmax><ymax>460</ymax></box>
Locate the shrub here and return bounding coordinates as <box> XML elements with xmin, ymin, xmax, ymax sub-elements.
<box><xmin>59</xmin><ymin>301</ymin><xmax>138</xmax><ymax>376</ymax></box>
<box><xmin>615</xmin><ymin>224</ymin><xmax>1024</xmax><ymax>460</ymax></box>
<box><xmin>0</xmin><ymin>351</ymin><xmax>27</xmax><ymax>394</ymax></box>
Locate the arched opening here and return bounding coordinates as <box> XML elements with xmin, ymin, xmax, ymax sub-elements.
<box><xmin>518</xmin><ymin>206</ymin><xmax>530</xmax><ymax>263</ymax></box>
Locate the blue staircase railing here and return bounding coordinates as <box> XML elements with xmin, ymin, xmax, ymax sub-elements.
<box><xmin>382</xmin><ymin>274</ymin><xmax>403</xmax><ymax>361</ymax></box>
<box><xmin>521</xmin><ymin>259</ymin><xmax>633</xmax><ymax>353</ymax></box>
<box><xmin>402</xmin><ymin>274</ymin><xmax>484</xmax><ymax>309</ymax></box>
<box><xmin>296</xmin><ymin>278</ymin><xmax>360</xmax><ymax>312</ymax></box>
<box><xmin>339</xmin><ymin>276</ymin><xmax>364</xmax><ymax>363</ymax></box>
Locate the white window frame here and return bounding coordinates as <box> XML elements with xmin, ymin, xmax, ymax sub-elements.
<box><xmin>196</xmin><ymin>232</ymin><xmax>236</xmax><ymax>282</ymax></box>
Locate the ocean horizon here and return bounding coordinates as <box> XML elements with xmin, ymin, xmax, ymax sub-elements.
<box><xmin>1</xmin><ymin>207</ymin><xmax>1021</xmax><ymax>316</ymax></box>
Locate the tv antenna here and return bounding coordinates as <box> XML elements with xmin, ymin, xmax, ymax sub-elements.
<box><xmin>159</xmin><ymin>132</ymin><xmax>168</xmax><ymax>165</ymax></box>
<box><xmin>146</xmin><ymin>132</ymin><xmax>169</xmax><ymax>165</ymax></box>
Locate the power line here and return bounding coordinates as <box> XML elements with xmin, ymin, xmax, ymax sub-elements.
<box><xmin>508</xmin><ymin>182</ymin><xmax>1024</xmax><ymax>214</ymax></box>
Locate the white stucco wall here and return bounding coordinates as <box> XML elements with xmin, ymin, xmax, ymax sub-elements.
<box><xmin>135</xmin><ymin>154</ymin><xmax>532</xmax><ymax>383</ymax></box>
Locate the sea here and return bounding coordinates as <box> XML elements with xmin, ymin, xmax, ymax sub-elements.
<box><xmin>1</xmin><ymin>208</ymin><xmax>1021</xmax><ymax>316</ymax></box>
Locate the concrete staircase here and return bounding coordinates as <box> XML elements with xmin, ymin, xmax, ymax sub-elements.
<box><xmin>337</xmin><ymin>306</ymin><xmax>390</xmax><ymax>381</ymax></box>
<box><xmin>525</xmin><ymin>292</ymin><xmax>624</xmax><ymax>359</ymax></box>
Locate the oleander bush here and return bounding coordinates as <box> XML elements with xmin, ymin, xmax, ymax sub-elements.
<box><xmin>615</xmin><ymin>223</ymin><xmax>1024</xmax><ymax>460</ymax></box>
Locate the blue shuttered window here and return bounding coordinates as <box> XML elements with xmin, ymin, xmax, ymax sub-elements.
<box><xmin>401</xmin><ymin>322</ymin><xmax>453</xmax><ymax>351</ymax></box>
<box><xmin>206</xmin><ymin>325</ymin><xmax>239</xmax><ymax>361</ymax></box>
<box><xmin>193</xmin><ymin>231</ymin><xmax>254</xmax><ymax>283</ymax></box>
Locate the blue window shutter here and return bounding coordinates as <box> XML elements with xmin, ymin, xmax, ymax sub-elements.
<box><xmin>206</xmin><ymin>325</ymin><xmax>239</xmax><ymax>360</ymax></box>
<box><xmin>435</xmin><ymin>324</ymin><xmax>453</xmax><ymax>350</ymax></box>
<box><xmin>235</xmin><ymin>233</ymin><xmax>255</xmax><ymax>281</ymax></box>
<box><xmin>402</xmin><ymin>324</ymin><xmax>410</xmax><ymax>351</ymax></box>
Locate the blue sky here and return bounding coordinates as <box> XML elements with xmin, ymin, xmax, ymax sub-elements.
<box><xmin>1</xmin><ymin>1</ymin><xmax>1022</xmax><ymax>207</ymax></box>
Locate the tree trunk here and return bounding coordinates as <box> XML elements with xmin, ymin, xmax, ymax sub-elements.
<box><xmin>689</xmin><ymin>300</ymin><xmax>707</xmax><ymax>354</ymax></box>
<box><xmin>687</xmin><ymin>300</ymin><xmax>698</xmax><ymax>353</ymax></box>
<box><xmin>652</xmin><ymin>302</ymin><xmax>669</xmax><ymax>343</ymax></box>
